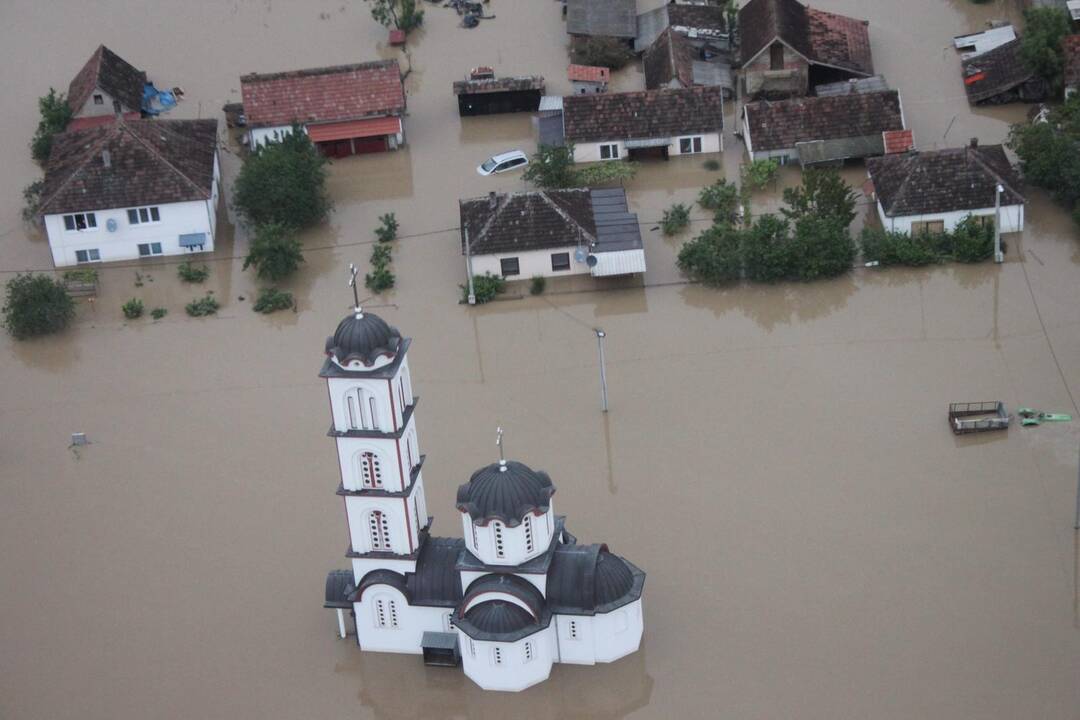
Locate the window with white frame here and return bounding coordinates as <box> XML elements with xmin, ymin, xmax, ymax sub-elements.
<box><xmin>471</xmin><ymin>521</ymin><xmax>479</xmax><ymax>550</ymax></box>
<box><xmin>524</xmin><ymin>641</ymin><xmax>534</xmax><ymax>662</ymax></box>
<box><xmin>75</xmin><ymin>249</ymin><xmax>101</xmax><ymax>263</ymax></box>
<box><xmin>600</xmin><ymin>143</ymin><xmax>619</xmax><ymax>160</ymax></box>
<box><xmin>492</xmin><ymin>646</ymin><xmax>503</xmax><ymax>665</ymax></box>
<box><xmin>359</xmin><ymin>451</ymin><xmax>384</xmax><ymax>489</ymax></box>
<box><xmin>137</xmin><ymin>242</ymin><xmax>163</xmax><ymax>257</ymax></box>
<box><xmin>368</xmin><ymin>510</ymin><xmax>391</xmax><ymax>551</ymax></box>
<box><xmin>345</xmin><ymin>388</ymin><xmax>378</xmax><ymax>431</ymax></box>
<box><xmin>127</xmin><ymin>206</ymin><xmax>160</xmax><ymax>225</ymax></box>
<box><xmin>470</xmin><ymin>639</ymin><xmax>477</xmax><ymax>657</ymax></box>
<box><xmin>614</xmin><ymin>609</ymin><xmax>629</xmax><ymax>633</ymax></box>
<box><xmin>550</xmin><ymin>252</ymin><xmax>571</xmax><ymax>272</ymax></box>
<box><xmin>493</xmin><ymin>521</ymin><xmax>506</xmax><ymax>558</ymax></box>
<box><xmin>63</xmin><ymin>213</ymin><xmax>97</xmax><ymax>232</ymax></box>
<box><xmin>679</xmin><ymin>136</ymin><xmax>703</xmax><ymax>154</ymax></box>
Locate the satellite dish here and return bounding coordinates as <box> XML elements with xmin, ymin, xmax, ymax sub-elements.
<box><xmin>574</xmin><ymin>248</ymin><xmax>587</xmax><ymax>263</ymax></box>
<box><xmin>106</xmin><ymin>218</ymin><xmax>118</xmax><ymax>232</ymax></box>
<box><xmin>586</xmin><ymin>255</ymin><xmax>599</xmax><ymax>268</ymax></box>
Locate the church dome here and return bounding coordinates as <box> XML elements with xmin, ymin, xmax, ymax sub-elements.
<box><xmin>325</xmin><ymin>310</ymin><xmax>402</xmax><ymax>368</ymax></box>
<box><xmin>593</xmin><ymin>549</ymin><xmax>635</xmax><ymax>605</ymax></box>
<box><xmin>455</xmin><ymin>461</ymin><xmax>556</xmax><ymax>526</ymax></box>
<box><xmin>547</xmin><ymin>544</ymin><xmax>639</xmax><ymax>612</ymax></box>
<box><xmin>464</xmin><ymin>600</ymin><xmax>535</xmax><ymax>634</ymax></box>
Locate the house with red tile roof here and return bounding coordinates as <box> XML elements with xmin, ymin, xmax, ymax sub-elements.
<box><xmin>738</xmin><ymin>0</ymin><xmax>874</xmax><ymax>98</ymax></box>
<box><xmin>240</xmin><ymin>60</ymin><xmax>406</xmax><ymax>158</ymax></box>
<box><xmin>67</xmin><ymin>45</ymin><xmax>147</xmax><ymax>119</ymax></box>
<box><xmin>567</xmin><ymin>64</ymin><xmax>609</xmax><ymax>94</ymax></box>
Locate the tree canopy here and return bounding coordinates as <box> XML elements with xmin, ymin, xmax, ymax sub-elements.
<box><xmin>1009</xmin><ymin>95</ymin><xmax>1080</xmax><ymax>220</ymax></box>
<box><xmin>1019</xmin><ymin>7</ymin><xmax>1072</xmax><ymax>92</ymax></box>
<box><xmin>365</xmin><ymin>0</ymin><xmax>423</xmax><ymax>32</ymax></box>
<box><xmin>242</xmin><ymin>222</ymin><xmax>305</xmax><ymax>281</ymax></box>
<box><xmin>524</xmin><ymin>144</ymin><xmax>638</xmax><ymax>189</ymax></box>
<box><xmin>233</xmin><ymin>125</ymin><xmax>331</xmax><ymax>229</ymax></box>
<box><xmin>3</xmin><ymin>273</ymin><xmax>76</xmax><ymax>339</ymax></box>
<box><xmin>30</xmin><ymin>88</ymin><xmax>73</xmax><ymax>164</ymax></box>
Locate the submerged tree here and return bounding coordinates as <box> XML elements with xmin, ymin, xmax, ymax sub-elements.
<box><xmin>365</xmin><ymin>0</ymin><xmax>424</xmax><ymax>32</ymax></box>
<box><xmin>1019</xmin><ymin>7</ymin><xmax>1072</xmax><ymax>93</ymax></box>
<box><xmin>2</xmin><ymin>273</ymin><xmax>76</xmax><ymax>339</ymax></box>
<box><xmin>780</xmin><ymin>168</ymin><xmax>857</xmax><ymax>227</ymax></box>
<box><xmin>30</xmin><ymin>88</ymin><xmax>73</xmax><ymax>164</ymax></box>
<box><xmin>233</xmin><ymin>124</ymin><xmax>331</xmax><ymax>229</ymax></box>
<box><xmin>243</xmin><ymin>222</ymin><xmax>305</xmax><ymax>282</ymax></box>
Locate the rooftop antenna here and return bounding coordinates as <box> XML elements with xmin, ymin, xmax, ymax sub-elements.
<box><xmin>496</xmin><ymin>426</ymin><xmax>507</xmax><ymax>471</ymax></box>
<box><xmin>347</xmin><ymin>263</ymin><xmax>362</xmax><ymax>315</ymax></box>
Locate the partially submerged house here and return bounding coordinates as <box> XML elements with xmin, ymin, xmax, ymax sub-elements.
<box><xmin>38</xmin><ymin>119</ymin><xmax>221</xmax><ymax>267</ymax></box>
<box><xmin>738</xmin><ymin>0</ymin><xmax>874</xmax><ymax>98</ymax></box>
<box><xmin>562</xmin><ymin>86</ymin><xmax>724</xmax><ymax>162</ymax></box>
<box><xmin>67</xmin><ymin>45</ymin><xmax>146</xmax><ymax>119</ymax></box>
<box><xmin>460</xmin><ymin>188</ymin><xmax>646</xmax><ymax>279</ymax></box>
<box><xmin>240</xmin><ymin>60</ymin><xmax>405</xmax><ymax>156</ymax></box>
<box><xmin>642</xmin><ymin>27</ymin><xmax>734</xmax><ymax>97</ymax></box>
<box><xmin>961</xmin><ymin>39</ymin><xmax>1046</xmax><ymax>104</ymax></box>
<box><xmin>567</xmin><ymin>64</ymin><xmax>609</xmax><ymax>94</ymax></box>
<box><xmin>1065</xmin><ymin>35</ymin><xmax>1080</xmax><ymax>99</ymax></box>
<box><xmin>866</xmin><ymin>141</ymin><xmax>1025</xmax><ymax>234</ymax></box>
<box><xmin>453</xmin><ymin>69</ymin><xmax>545</xmax><ymax>116</ymax></box>
<box><xmin>636</xmin><ymin>1</ymin><xmax>731</xmax><ymax>51</ymax></box>
<box><xmin>742</xmin><ymin>90</ymin><xmax>905</xmax><ymax>165</ymax></box>
<box><xmin>565</xmin><ymin>0</ymin><xmax>638</xmax><ymax>44</ymax></box>
<box><xmin>953</xmin><ymin>24</ymin><xmax>1017</xmax><ymax>60</ymax></box>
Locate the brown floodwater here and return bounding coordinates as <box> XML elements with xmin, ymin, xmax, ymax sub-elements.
<box><xmin>2</xmin><ymin>0</ymin><xmax>1080</xmax><ymax>718</ymax></box>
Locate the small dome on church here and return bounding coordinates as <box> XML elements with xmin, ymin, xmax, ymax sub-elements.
<box><xmin>325</xmin><ymin>310</ymin><xmax>402</xmax><ymax>368</ymax></box>
<box><xmin>593</xmin><ymin>550</ymin><xmax>635</xmax><ymax>606</ymax></box>
<box><xmin>465</xmin><ymin>600</ymin><xmax>535</xmax><ymax>634</ymax></box>
<box><xmin>456</xmin><ymin>461</ymin><xmax>555</xmax><ymax>526</ymax></box>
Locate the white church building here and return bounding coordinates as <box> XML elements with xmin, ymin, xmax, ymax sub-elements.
<box><xmin>320</xmin><ymin>309</ymin><xmax>645</xmax><ymax>692</ymax></box>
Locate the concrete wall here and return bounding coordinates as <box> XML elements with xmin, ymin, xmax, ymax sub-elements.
<box><xmin>875</xmin><ymin>200</ymin><xmax>1025</xmax><ymax>234</ymax></box>
<box><xmin>471</xmin><ymin>245</ymin><xmax>588</xmax><ymax>279</ymax></box>
<box><xmin>461</xmin><ymin>627</ymin><xmax>556</xmax><ymax>692</ymax></box>
<box><xmin>461</xmin><ymin>506</ymin><xmax>555</xmax><ymax>566</ymax></box>
<box><xmin>45</xmin><ymin>197</ymin><xmax>216</xmax><ymax>267</ymax></box>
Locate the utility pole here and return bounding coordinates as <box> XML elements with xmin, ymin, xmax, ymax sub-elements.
<box><xmin>595</xmin><ymin>328</ymin><xmax>608</xmax><ymax>413</ymax></box>
<box><xmin>994</xmin><ymin>183</ymin><xmax>1004</xmax><ymax>264</ymax></box>
<box><xmin>464</xmin><ymin>228</ymin><xmax>476</xmax><ymax>305</ymax></box>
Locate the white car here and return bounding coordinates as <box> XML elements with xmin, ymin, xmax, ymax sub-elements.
<box><xmin>477</xmin><ymin>150</ymin><xmax>529</xmax><ymax>176</ymax></box>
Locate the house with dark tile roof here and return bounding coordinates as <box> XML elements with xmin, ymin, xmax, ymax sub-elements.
<box><xmin>642</xmin><ymin>27</ymin><xmax>734</xmax><ymax>97</ymax></box>
<box><xmin>460</xmin><ymin>188</ymin><xmax>645</xmax><ymax>279</ymax></box>
<box><xmin>961</xmin><ymin>39</ymin><xmax>1046</xmax><ymax>105</ymax></box>
<box><xmin>565</xmin><ymin>0</ymin><xmax>638</xmax><ymax>41</ymax></box>
<box><xmin>1064</xmin><ymin>35</ymin><xmax>1080</xmax><ymax>98</ymax></box>
<box><xmin>38</xmin><ymin>118</ymin><xmax>220</xmax><ymax>267</ymax></box>
<box><xmin>738</xmin><ymin>0</ymin><xmax>874</xmax><ymax>98</ymax></box>
<box><xmin>636</xmin><ymin>1</ymin><xmax>731</xmax><ymax>51</ymax></box>
<box><xmin>741</xmin><ymin>89</ymin><xmax>904</xmax><ymax>166</ymax></box>
<box><xmin>866</xmin><ymin>141</ymin><xmax>1025</xmax><ymax>235</ymax></box>
<box><xmin>563</xmin><ymin>86</ymin><xmax>724</xmax><ymax>162</ymax></box>
<box><xmin>240</xmin><ymin>60</ymin><xmax>405</xmax><ymax>157</ymax></box>
<box><xmin>67</xmin><ymin>45</ymin><xmax>147</xmax><ymax>119</ymax></box>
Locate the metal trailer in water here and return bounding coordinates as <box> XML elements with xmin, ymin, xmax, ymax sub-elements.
<box><xmin>948</xmin><ymin>401</ymin><xmax>1010</xmax><ymax>435</ymax></box>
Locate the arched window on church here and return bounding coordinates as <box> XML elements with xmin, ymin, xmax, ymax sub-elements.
<box><xmin>368</xmin><ymin>510</ymin><xmax>391</xmax><ymax>551</ymax></box>
<box><xmin>523</xmin><ymin>515</ymin><xmax>535</xmax><ymax>554</ymax></box>
<box><xmin>344</xmin><ymin>388</ymin><xmax>379</xmax><ymax>431</ymax></box>
<box><xmin>492</xmin><ymin>521</ymin><xmax>506</xmax><ymax>559</ymax></box>
<box><xmin>470</xmin><ymin>522</ymin><xmax>479</xmax><ymax>552</ymax></box>
<box><xmin>359</xmin><ymin>451</ymin><xmax>383</xmax><ymax>489</ymax></box>
<box><xmin>373</xmin><ymin>596</ymin><xmax>399</xmax><ymax>628</ymax></box>
<box><xmin>524</xmin><ymin>641</ymin><xmax>534</xmax><ymax>662</ymax></box>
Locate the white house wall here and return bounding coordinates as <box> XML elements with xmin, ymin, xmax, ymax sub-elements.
<box><xmin>572</xmin><ymin>131</ymin><xmax>721</xmax><ymax>163</ymax></box>
<box><xmin>471</xmin><ymin>246</ymin><xmax>587</xmax><ymax>280</ymax></box>
<box><xmin>336</xmin><ymin>438</ymin><xmax>418</xmax><ymax>493</ymax></box>
<box><xmin>248</xmin><ymin>124</ymin><xmax>301</xmax><ymax>148</ymax></box>
<box><xmin>876</xmin><ymin>201</ymin><xmax>1025</xmax><ymax>234</ymax></box>
<box><xmin>327</xmin><ymin>375</ymin><xmax>412</xmax><ymax>434</ymax></box>
<box><xmin>45</xmin><ymin>195</ymin><xmax>217</xmax><ymax>268</ymax></box>
<box><xmin>460</xmin><ymin>627</ymin><xmax>556</xmax><ymax>692</ymax></box>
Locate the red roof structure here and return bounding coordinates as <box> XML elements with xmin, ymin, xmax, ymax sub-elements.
<box><xmin>739</xmin><ymin>0</ymin><xmax>873</xmax><ymax>77</ymax></box>
<box><xmin>240</xmin><ymin>60</ymin><xmax>405</xmax><ymax>129</ymax></box>
<box><xmin>883</xmin><ymin>129</ymin><xmax>915</xmax><ymax>154</ymax></box>
<box><xmin>567</xmin><ymin>64</ymin><xmax>610</xmax><ymax>83</ymax></box>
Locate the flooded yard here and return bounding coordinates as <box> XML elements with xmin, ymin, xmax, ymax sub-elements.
<box><xmin>2</xmin><ymin>0</ymin><xmax>1079</xmax><ymax>718</ymax></box>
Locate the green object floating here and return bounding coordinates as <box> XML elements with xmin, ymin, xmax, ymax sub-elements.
<box><xmin>1018</xmin><ymin>407</ymin><xmax>1073</xmax><ymax>426</ymax></box>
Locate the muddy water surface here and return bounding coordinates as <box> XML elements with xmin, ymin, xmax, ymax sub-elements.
<box><xmin>2</xmin><ymin>1</ymin><xmax>1080</xmax><ymax>718</ymax></box>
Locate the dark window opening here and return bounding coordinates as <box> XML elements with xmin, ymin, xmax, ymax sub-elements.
<box><xmin>500</xmin><ymin>257</ymin><xmax>520</xmax><ymax>277</ymax></box>
<box><xmin>551</xmin><ymin>252</ymin><xmax>571</xmax><ymax>271</ymax></box>
<box><xmin>770</xmin><ymin>43</ymin><xmax>785</xmax><ymax>71</ymax></box>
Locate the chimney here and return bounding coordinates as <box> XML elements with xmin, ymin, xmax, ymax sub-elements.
<box><xmin>969</xmin><ymin>137</ymin><xmax>979</xmax><ymax>149</ymax></box>
<box><xmin>102</xmin><ymin>149</ymin><xmax>111</xmax><ymax>168</ymax></box>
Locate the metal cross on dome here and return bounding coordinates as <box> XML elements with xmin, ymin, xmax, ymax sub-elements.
<box><xmin>496</xmin><ymin>426</ymin><xmax>507</xmax><ymax>470</ymax></box>
<box><xmin>347</xmin><ymin>263</ymin><xmax>361</xmax><ymax>314</ymax></box>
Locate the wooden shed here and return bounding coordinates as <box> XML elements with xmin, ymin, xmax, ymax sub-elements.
<box><xmin>452</xmin><ymin>72</ymin><xmax>545</xmax><ymax>116</ymax></box>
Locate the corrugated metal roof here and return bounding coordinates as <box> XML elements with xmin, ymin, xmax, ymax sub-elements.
<box><xmin>590</xmin><ymin>249</ymin><xmax>647</xmax><ymax>276</ymax></box>
<box><xmin>953</xmin><ymin>25</ymin><xmax>1016</xmax><ymax>59</ymax></box>
<box><xmin>589</xmin><ymin>188</ymin><xmax>645</xmax><ymax>276</ymax></box>
<box><xmin>538</xmin><ymin>95</ymin><xmax>564</xmax><ymax>112</ymax></box>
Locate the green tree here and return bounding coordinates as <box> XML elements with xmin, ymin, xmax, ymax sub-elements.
<box><xmin>30</xmin><ymin>88</ymin><xmax>73</xmax><ymax>163</ymax></box>
<box><xmin>1019</xmin><ymin>7</ymin><xmax>1072</xmax><ymax>92</ymax></box>
<box><xmin>574</xmin><ymin>160</ymin><xmax>639</xmax><ymax>186</ymax></box>
<box><xmin>365</xmin><ymin>0</ymin><xmax>423</xmax><ymax>32</ymax></box>
<box><xmin>788</xmin><ymin>216</ymin><xmax>856</xmax><ymax>281</ymax></box>
<box><xmin>461</xmin><ymin>273</ymin><xmax>506</xmax><ymax>304</ymax></box>
<box><xmin>233</xmin><ymin>125</ymin><xmax>331</xmax><ymax>229</ymax></box>
<box><xmin>570</xmin><ymin>36</ymin><xmax>635</xmax><ymax>69</ymax></box>
<box><xmin>697</xmin><ymin>179</ymin><xmax>740</xmax><ymax>226</ymax></box>
<box><xmin>781</xmin><ymin>168</ymin><xmax>857</xmax><ymax>227</ymax></box>
<box><xmin>22</xmin><ymin>180</ymin><xmax>44</xmax><ymax>223</ymax></box>
<box><xmin>677</xmin><ymin>224</ymin><xmax>744</xmax><ymax>286</ymax></box>
<box><xmin>1008</xmin><ymin>100</ymin><xmax>1080</xmax><ymax>209</ymax></box>
<box><xmin>660</xmin><ymin>203</ymin><xmax>691</xmax><ymax>236</ymax></box>
<box><xmin>741</xmin><ymin>214</ymin><xmax>793</xmax><ymax>282</ymax></box>
<box><xmin>243</xmin><ymin>222</ymin><xmax>305</xmax><ymax>281</ymax></box>
<box><xmin>3</xmin><ymin>273</ymin><xmax>76</xmax><ymax>339</ymax></box>
<box><xmin>524</xmin><ymin>144</ymin><xmax>580</xmax><ymax>189</ymax></box>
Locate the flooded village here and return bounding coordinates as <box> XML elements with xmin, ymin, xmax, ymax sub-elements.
<box><xmin>3</xmin><ymin>0</ymin><xmax>1080</xmax><ymax>716</ymax></box>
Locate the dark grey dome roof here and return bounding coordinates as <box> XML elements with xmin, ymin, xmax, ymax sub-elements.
<box><xmin>546</xmin><ymin>544</ymin><xmax>639</xmax><ymax>613</ymax></box>
<box><xmin>325</xmin><ymin>310</ymin><xmax>401</xmax><ymax>368</ymax></box>
<box><xmin>465</xmin><ymin>600</ymin><xmax>535</xmax><ymax>634</ymax></box>
<box><xmin>455</xmin><ymin>460</ymin><xmax>555</xmax><ymax>526</ymax></box>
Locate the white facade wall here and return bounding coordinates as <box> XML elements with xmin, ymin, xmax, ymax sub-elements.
<box><xmin>876</xmin><ymin>200</ymin><xmax>1025</xmax><ymax>235</ymax></box>
<box><xmin>73</xmin><ymin>87</ymin><xmax>124</xmax><ymax>118</ymax></box>
<box><xmin>345</xmin><ymin>489</ymin><xmax>425</xmax><ymax>555</ymax></box>
<box><xmin>353</xmin><ymin>587</ymin><xmax>448</xmax><ymax>654</ymax></box>
<box><xmin>553</xmin><ymin>614</ymin><xmax>595</xmax><ymax>664</ymax></box>
<box><xmin>591</xmin><ymin>599</ymin><xmax>644</xmax><ymax>662</ymax></box>
<box><xmin>248</xmin><ymin>124</ymin><xmax>299</xmax><ymax>148</ymax></box>
<box><xmin>336</xmin><ymin>435</ymin><xmax>419</xmax><ymax>493</ymax></box>
<box><xmin>327</xmin><ymin>367</ymin><xmax>412</xmax><ymax>435</ymax></box>
<box><xmin>461</xmin><ymin>506</ymin><xmax>555</xmax><ymax>566</ymax></box>
<box><xmin>471</xmin><ymin>246</ymin><xmax>587</xmax><ymax>279</ymax></box>
<box><xmin>572</xmin><ymin>131</ymin><xmax>721</xmax><ymax>163</ymax></box>
<box><xmin>460</xmin><ymin>627</ymin><xmax>556</xmax><ymax>692</ymax></box>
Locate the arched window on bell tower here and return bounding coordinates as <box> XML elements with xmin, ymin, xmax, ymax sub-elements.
<box><xmin>358</xmin><ymin>451</ymin><xmax>384</xmax><ymax>489</ymax></box>
<box><xmin>492</xmin><ymin>520</ymin><xmax>506</xmax><ymax>559</ymax></box>
<box><xmin>344</xmin><ymin>387</ymin><xmax>380</xmax><ymax>431</ymax></box>
<box><xmin>368</xmin><ymin>510</ymin><xmax>391</xmax><ymax>551</ymax></box>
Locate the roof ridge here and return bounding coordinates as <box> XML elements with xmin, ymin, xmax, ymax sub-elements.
<box><xmin>120</xmin><ymin>120</ymin><xmax>214</xmax><ymax>200</ymax></box>
<box><xmin>539</xmin><ymin>190</ymin><xmax>597</xmax><ymax>246</ymax></box>
<box><xmin>37</xmin><ymin>126</ymin><xmax>116</xmax><ymax>213</ymax></box>
<box><xmin>964</xmin><ymin>145</ymin><xmax>1020</xmax><ymax>200</ymax></box>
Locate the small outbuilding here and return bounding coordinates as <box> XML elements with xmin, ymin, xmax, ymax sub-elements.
<box><xmin>738</xmin><ymin>0</ymin><xmax>874</xmax><ymax>98</ymax></box>
<box><xmin>562</xmin><ymin>86</ymin><xmax>724</xmax><ymax>162</ymax></box>
<box><xmin>460</xmin><ymin>188</ymin><xmax>646</xmax><ymax>279</ymax></box>
<box><xmin>865</xmin><ymin>140</ymin><xmax>1025</xmax><ymax>235</ymax></box>
<box><xmin>568</xmin><ymin>64</ymin><xmax>610</xmax><ymax>94</ymax></box>
<box><xmin>565</xmin><ymin>0</ymin><xmax>638</xmax><ymax>43</ymax></box>
<box><xmin>452</xmin><ymin>71</ymin><xmax>545</xmax><ymax>116</ymax></box>
<box><xmin>1064</xmin><ymin>35</ymin><xmax>1080</xmax><ymax>99</ymax></box>
<box><xmin>961</xmin><ymin>39</ymin><xmax>1046</xmax><ymax>105</ymax></box>
<box><xmin>240</xmin><ymin>60</ymin><xmax>406</xmax><ymax>156</ymax></box>
<box><xmin>67</xmin><ymin>45</ymin><xmax>147</xmax><ymax>119</ymax></box>
<box><xmin>642</xmin><ymin>27</ymin><xmax>733</xmax><ymax>97</ymax></box>
<box><xmin>742</xmin><ymin>90</ymin><xmax>904</xmax><ymax>166</ymax></box>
